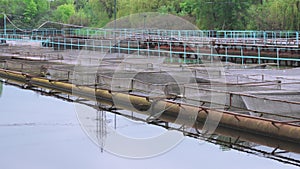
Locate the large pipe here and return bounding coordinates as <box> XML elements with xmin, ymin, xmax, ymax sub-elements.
<box><xmin>2</xmin><ymin>69</ymin><xmax>300</xmax><ymax>155</ymax></box>
<box><xmin>1</xmin><ymin>68</ymin><xmax>300</xmax><ymax>145</ymax></box>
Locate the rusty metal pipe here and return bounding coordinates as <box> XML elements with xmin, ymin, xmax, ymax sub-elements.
<box><xmin>1</xmin><ymin>68</ymin><xmax>300</xmax><ymax>144</ymax></box>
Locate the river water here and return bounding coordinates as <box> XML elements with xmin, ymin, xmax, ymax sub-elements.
<box><xmin>0</xmin><ymin>82</ymin><xmax>299</xmax><ymax>169</ymax></box>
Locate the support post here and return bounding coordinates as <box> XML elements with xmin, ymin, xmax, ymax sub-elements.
<box><xmin>263</xmin><ymin>31</ymin><xmax>267</xmax><ymax>44</ymax></box>
<box><xmin>277</xmin><ymin>48</ymin><xmax>280</xmax><ymax>68</ymax></box>
<box><xmin>225</xmin><ymin>47</ymin><xmax>228</xmax><ymax>63</ymax></box>
<box><xmin>184</xmin><ymin>43</ymin><xmax>186</xmax><ymax>64</ymax></box>
<box><xmin>241</xmin><ymin>47</ymin><xmax>244</xmax><ymax>65</ymax></box>
<box><xmin>158</xmin><ymin>42</ymin><xmax>160</xmax><ymax>58</ymax></box>
<box><xmin>296</xmin><ymin>32</ymin><xmax>299</xmax><ymax>47</ymax></box>
<box><xmin>170</xmin><ymin>42</ymin><xmax>172</xmax><ymax>63</ymax></box>
<box><xmin>114</xmin><ymin>0</ymin><xmax>117</xmax><ymax>57</ymax></box>
<box><xmin>258</xmin><ymin>47</ymin><xmax>261</xmax><ymax>64</ymax></box>
<box><xmin>210</xmin><ymin>46</ymin><xmax>213</xmax><ymax>63</ymax></box>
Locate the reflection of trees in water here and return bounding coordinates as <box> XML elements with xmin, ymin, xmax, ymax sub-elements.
<box><xmin>215</xmin><ymin>135</ymin><xmax>254</xmax><ymax>151</ymax></box>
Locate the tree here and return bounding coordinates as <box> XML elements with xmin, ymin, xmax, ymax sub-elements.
<box><xmin>33</xmin><ymin>0</ymin><xmax>50</xmax><ymax>26</ymax></box>
<box><xmin>53</xmin><ymin>4</ymin><xmax>75</xmax><ymax>23</ymax></box>
<box><xmin>247</xmin><ymin>0</ymin><xmax>300</xmax><ymax>30</ymax></box>
<box><xmin>23</xmin><ymin>0</ymin><xmax>38</xmax><ymax>25</ymax></box>
<box><xmin>99</xmin><ymin>0</ymin><xmax>115</xmax><ymax>18</ymax></box>
<box><xmin>69</xmin><ymin>9</ymin><xmax>89</xmax><ymax>26</ymax></box>
<box><xmin>74</xmin><ymin>0</ymin><xmax>88</xmax><ymax>11</ymax></box>
<box><xmin>0</xmin><ymin>0</ymin><xmax>298</xmax><ymax>30</ymax></box>
<box><xmin>83</xmin><ymin>0</ymin><xmax>110</xmax><ymax>27</ymax></box>
<box><xmin>193</xmin><ymin>0</ymin><xmax>254</xmax><ymax>30</ymax></box>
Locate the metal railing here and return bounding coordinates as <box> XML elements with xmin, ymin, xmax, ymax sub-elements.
<box><xmin>0</xmin><ymin>28</ymin><xmax>299</xmax><ymax>66</ymax></box>
<box><xmin>0</xmin><ymin>28</ymin><xmax>298</xmax><ymax>45</ymax></box>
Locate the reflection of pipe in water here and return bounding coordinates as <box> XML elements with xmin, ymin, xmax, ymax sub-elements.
<box><xmin>88</xmin><ymin>96</ymin><xmax>300</xmax><ymax>156</ymax></box>
<box><xmin>81</xmin><ymin>100</ymin><xmax>300</xmax><ymax>166</ymax></box>
<box><xmin>0</xmin><ymin>81</ymin><xmax>2</xmax><ymax>97</ymax></box>
<box><xmin>1</xmin><ymin>68</ymin><xmax>300</xmax><ymax>148</ymax></box>
<box><xmin>96</xmin><ymin>102</ymin><xmax>107</xmax><ymax>153</ymax></box>
<box><xmin>2</xmin><ymin>78</ymin><xmax>300</xmax><ymax>166</ymax></box>
<box><xmin>152</xmin><ymin>108</ymin><xmax>300</xmax><ymax>155</ymax></box>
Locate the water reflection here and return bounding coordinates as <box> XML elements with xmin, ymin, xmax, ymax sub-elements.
<box><xmin>0</xmin><ymin>81</ymin><xmax>2</xmax><ymax>97</ymax></box>
<box><xmin>2</xmin><ymin>80</ymin><xmax>300</xmax><ymax>168</ymax></box>
<box><xmin>42</xmin><ymin>88</ymin><xmax>300</xmax><ymax>166</ymax></box>
<box><xmin>76</xmin><ymin>99</ymin><xmax>300</xmax><ymax>166</ymax></box>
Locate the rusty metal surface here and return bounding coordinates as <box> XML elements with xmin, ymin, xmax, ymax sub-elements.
<box><xmin>1</xmin><ymin>68</ymin><xmax>300</xmax><ymax>145</ymax></box>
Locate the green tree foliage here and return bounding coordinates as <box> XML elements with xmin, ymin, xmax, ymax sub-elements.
<box><xmin>193</xmin><ymin>0</ymin><xmax>254</xmax><ymax>30</ymax></box>
<box><xmin>0</xmin><ymin>0</ymin><xmax>20</xmax><ymax>14</ymax></box>
<box><xmin>99</xmin><ymin>0</ymin><xmax>115</xmax><ymax>18</ymax></box>
<box><xmin>69</xmin><ymin>9</ymin><xmax>89</xmax><ymax>26</ymax></box>
<box><xmin>117</xmin><ymin>0</ymin><xmax>155</xmax><ymax>17</ymax></box>
<box><xmin>53</xmin><ymin>4</ymin><xmax>75</xmax><ymax>23</ymax></box>
<box><xmin>83</xmin><ymin>0</ymin><xmax>110</xmax><ymax>27</ymax></box>
<box><xmin>74</xmin><ymin>0</ymin><xmax>88</xmax><ymax>11</ymax></box>
<box><xmin>23</xmin><ymin>0</ymin><xmax>38</xmax><ymax>25</ymax></box>
<box><xmin>0</xmin><ymin>0</ymin><xmax>18</xmax><ymax>27</ymax></box>
<box><xmin>247</xmin><ymin>0</ymin><xmax>300</xmax><ymax>30</ymax></box>
<box><xmin>0</xmin><ymin>0</ymin><xmax>299</xmax><ymax>30</ymax></box>
<box><xmin>0</xmin><ymin>0</ymin><xmax>49</xmax><ymax>28</ymax></box>
<box><xmin>32</xmin><ymin>0</ymin><xmax>49</xmax><ymax>25</ymax></box>
<box><xmin>51</xmin><ymin>0</ymin><xmax>74</xmax><ymax>8</ymax></box>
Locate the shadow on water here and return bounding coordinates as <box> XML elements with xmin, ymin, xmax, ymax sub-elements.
<box><xmin>2</xmin><ymin>80</ymin><xmax>300</xmax><ymax>167</ymax></box>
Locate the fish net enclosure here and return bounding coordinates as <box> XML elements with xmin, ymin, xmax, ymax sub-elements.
<box><xmin>1</xmin><ymin>60</ymin><xmax>49</xmax><ymax>76</ymax></box>
<box><xmin>43</xmin><ymin>50</ymin><xmax>300</xmax><ymax>125</ymax></box>
<box><xmin>0</xmin><ymin>39</ymin><xmax>300</xmax><ymax>125</ymax></box>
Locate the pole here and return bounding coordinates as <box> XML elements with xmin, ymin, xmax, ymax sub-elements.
<box><xmin>296</xmin><ymin>32</ymin><xmax>299</xmax><ymax>47</ymax></box>
<box><xmin>143</xmin><ymin>15</ymin><xmax>146</xmax><ymax>30</ymax></box>
<box><xmin>114</xmin><ymin>0</ymin><xmax>117</xmax><ymax>57</ymax></box>
<box><xmin>3</xmin><ymin>13</ymin><xmax>6</xmax><ymax>35</ymax></box>
<box><xmin>114</xmin><ymin>0</ymin><xmax>116</xmax><ymax>25</ymax></box>
<box><xmin>143</xmin><ymin>15</ymin><xmax>146</xmax><ymax>40</ymax></box>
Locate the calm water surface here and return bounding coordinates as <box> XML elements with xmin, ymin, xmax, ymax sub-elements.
<box><xmin>0</xmin><ymin>83</ymin><xmax>299</xmax><ymax>169</ymax></box>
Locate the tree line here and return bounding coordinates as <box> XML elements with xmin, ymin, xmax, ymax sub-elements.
<box><xmin>0</xmin><ymin>0</ymin><xmax>299</xmax><ymax>30</ymax></box>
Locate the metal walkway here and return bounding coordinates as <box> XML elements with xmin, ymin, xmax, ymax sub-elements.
<box><xmin>0</xmin><ymin>28</ymin><xmax>299</xmax><ymax>66</ymax></box>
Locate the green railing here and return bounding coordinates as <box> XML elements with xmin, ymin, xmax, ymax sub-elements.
<box><xmin>0</xmin><ymin>28</ymin><xmax>299</xmax><ymax>66</ymax></box>
<box><xmin>44</xmin><ymin>36</ymin><xmax>300</xmax><ymax>66</ymax></box>
<box><xmin>0</xmin><ymin>28</ymin><xmax>298</xmax><ymax>45</ymax></box>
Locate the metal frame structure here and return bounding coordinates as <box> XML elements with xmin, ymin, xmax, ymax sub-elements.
<box><xmin>0</xmin><ymin>28</ymin><xmax>299</xmax><ymax>66</ymax></box>
<box><xmin>1</xmin><ymin>78</ymin><xmax>300</xmax><ymax>167</ymax></box>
